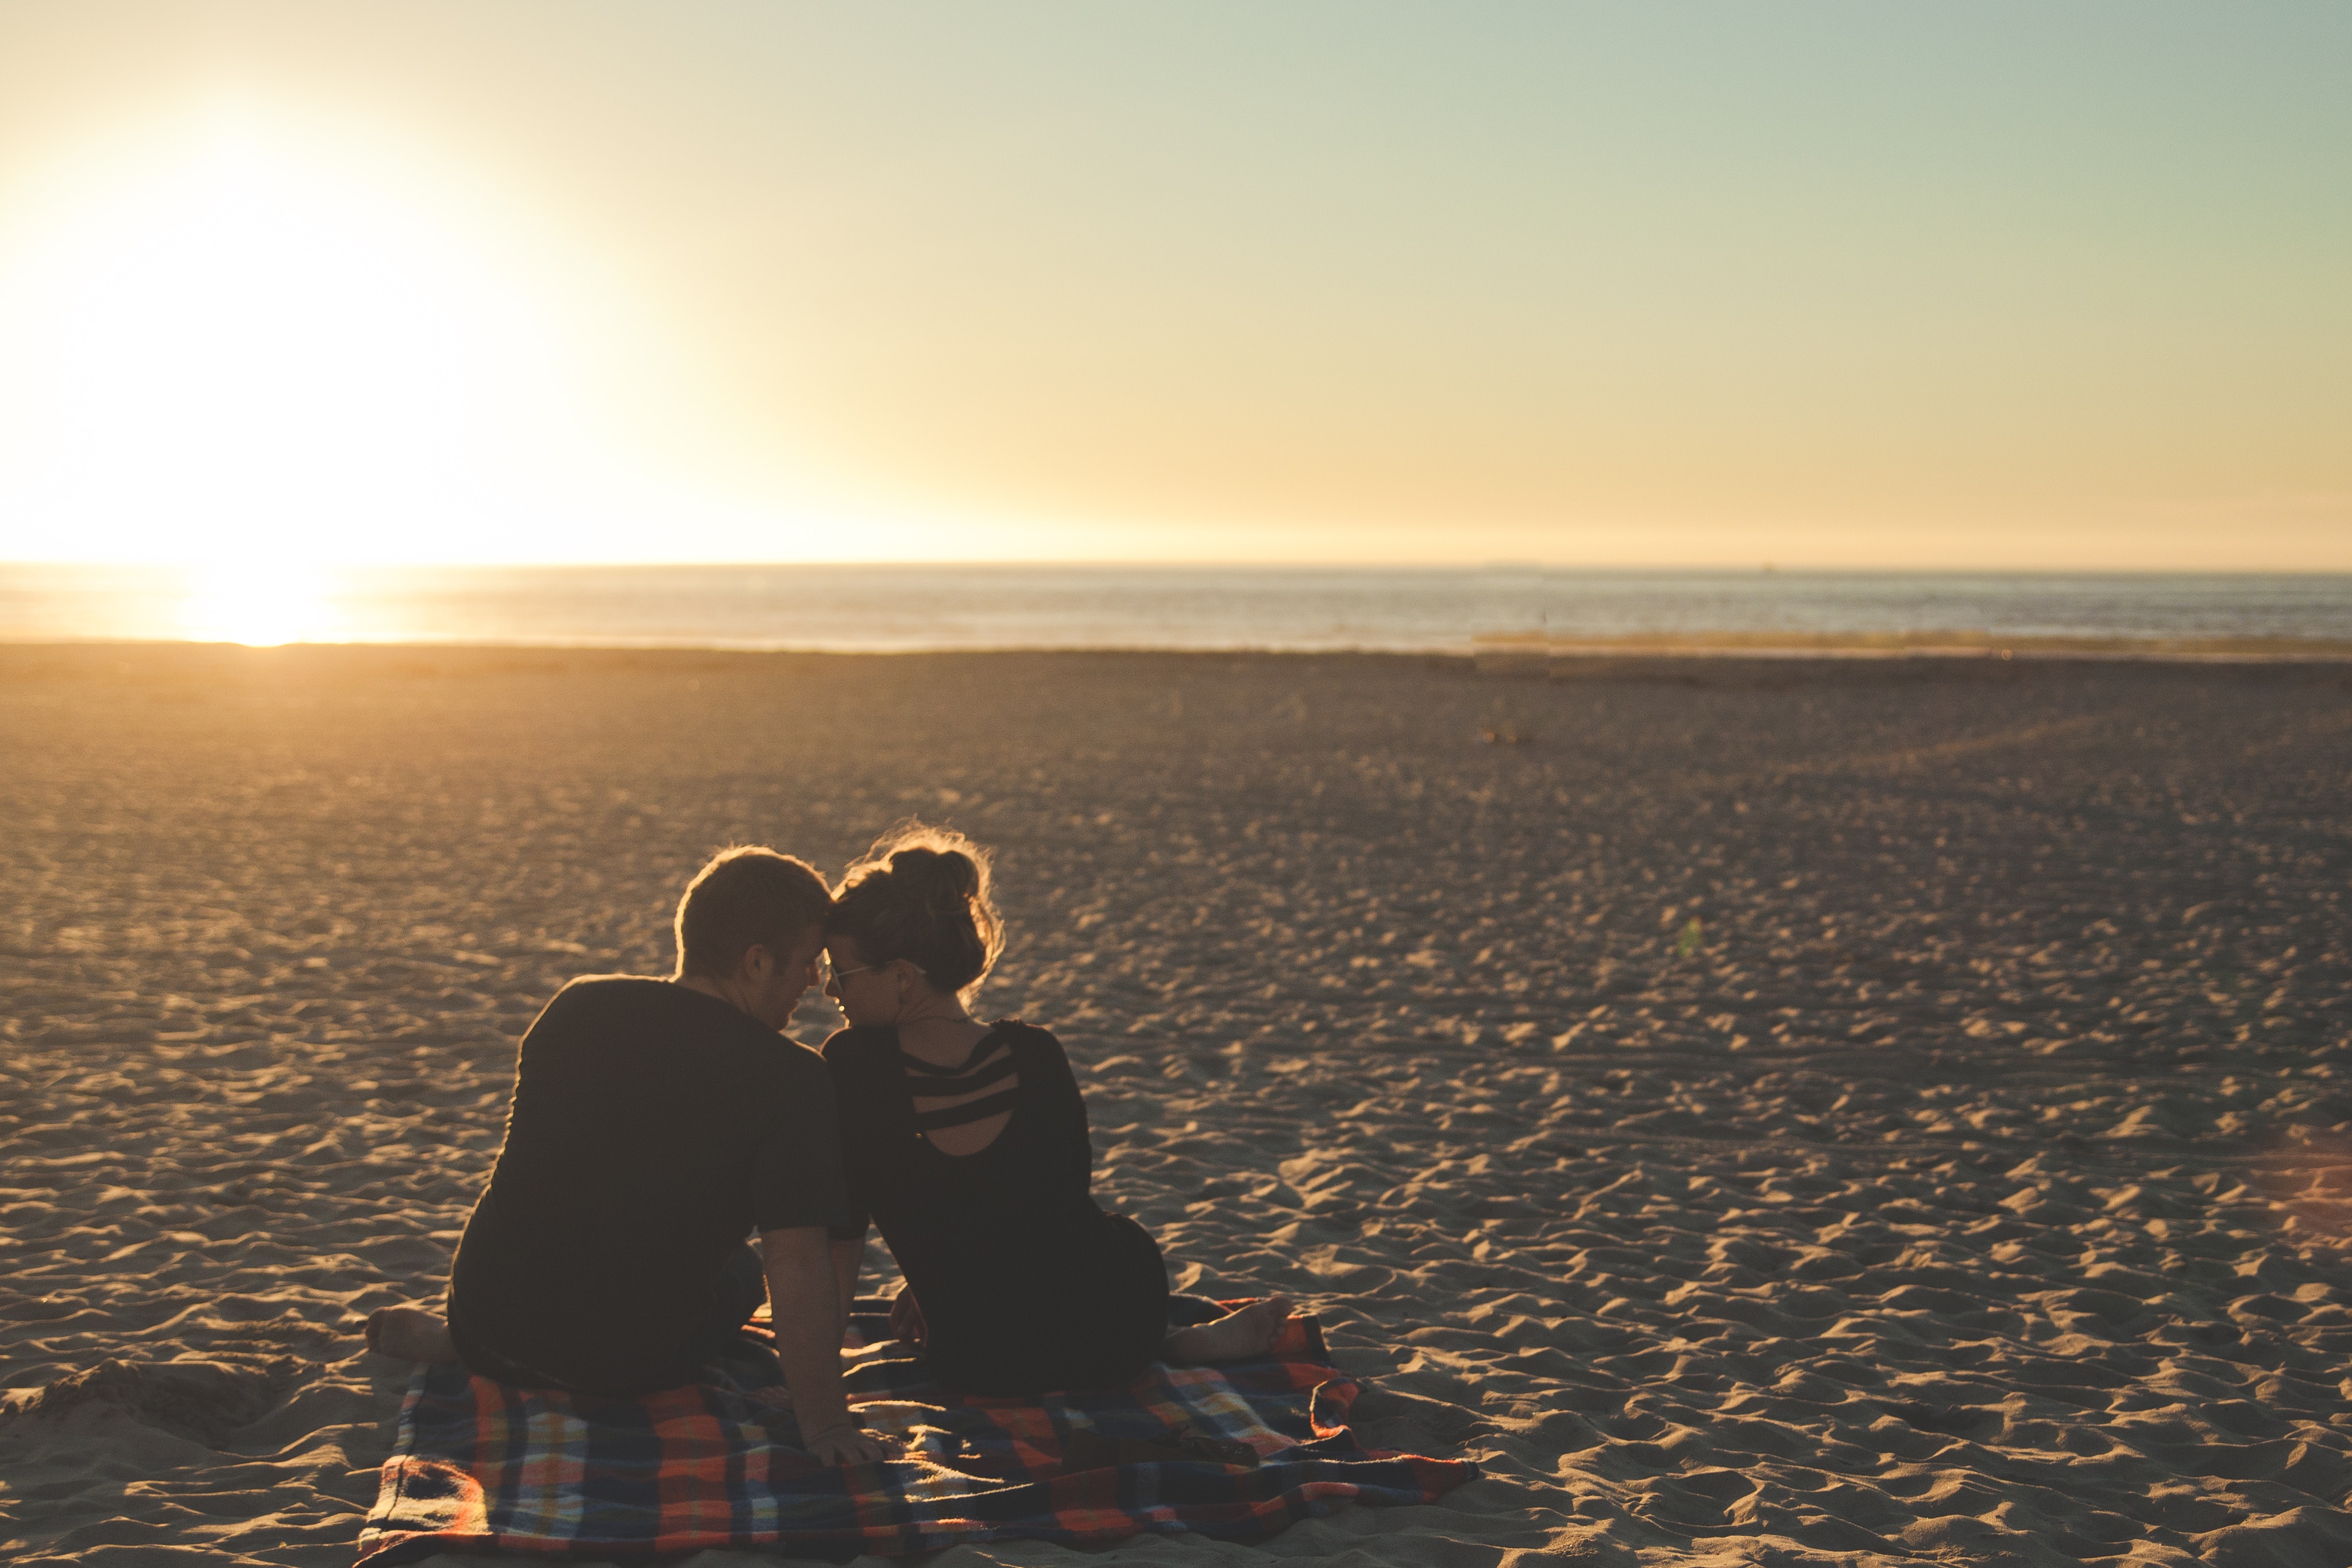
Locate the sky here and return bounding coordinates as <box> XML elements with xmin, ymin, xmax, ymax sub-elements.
<box><xmin>0</xmin><ymin>2</ymin><xmax>2345</xmax><ymax>569</ymax></box>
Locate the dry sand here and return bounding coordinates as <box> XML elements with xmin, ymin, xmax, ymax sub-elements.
<box><xmin>2</xmin><ymin>642</ymin><xmax>2350</xmax><ymax>1568</ymax></box>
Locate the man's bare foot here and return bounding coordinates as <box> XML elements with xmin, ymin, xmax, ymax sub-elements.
<box><xmin>366</xmin><ymin>1306</ymin><xmax>462</xmax><ymax>1364</ymax></box>
<box><xmin>1163</xmin><ymin>1296</ymin><xmax>1295</xmax><ymax>1364</ymax></box>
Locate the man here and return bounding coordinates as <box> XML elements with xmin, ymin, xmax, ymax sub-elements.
<box><xmin>366</xmin><ymin>846</ymin><xmax>885</xmax><ymax>1465</ymax></box>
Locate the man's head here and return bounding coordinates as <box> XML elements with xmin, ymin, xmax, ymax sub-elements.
<box><xmin>673</xmin><ymin>847</ymin><xmax>832</xmax><ymax>1029</ymax></box>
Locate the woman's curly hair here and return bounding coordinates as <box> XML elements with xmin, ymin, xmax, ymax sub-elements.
<box><xmin>828</xmin><ymin>823</ymin><xmax>1004</xmax><ymax>998</ymax></box>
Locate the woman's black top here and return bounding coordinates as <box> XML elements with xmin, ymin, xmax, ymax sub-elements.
<box><xmin>822</xmin><ymin>1020</ymin><xmax>1168</xmax><ymax>1395</ymax></box>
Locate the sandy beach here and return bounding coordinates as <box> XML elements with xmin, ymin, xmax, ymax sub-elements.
<box><xmin>3</xmin><ymin>641</ymin><xmax>2350</xmax><ymax>1567</ymax></box>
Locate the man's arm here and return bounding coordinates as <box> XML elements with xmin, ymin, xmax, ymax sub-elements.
<box><xmin>829</xmin><ymin>1235</ymin><xmax>864</xmax><ymax>1328</ymax></box>
<box><xmin>761</xmin><ymin>1226</ymin><xmax>886</xmax><ymax>1465</ymax></box>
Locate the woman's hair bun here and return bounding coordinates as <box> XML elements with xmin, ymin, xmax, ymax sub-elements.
<box><xmin>829</xmin><ymin>824</ymin><xmax>1003</xmax><ymax>999</ymax></box>
<box><xmin>889</xmin><ymin>844</ymin><xmax>981</xmax><ymax>906</ymax></box>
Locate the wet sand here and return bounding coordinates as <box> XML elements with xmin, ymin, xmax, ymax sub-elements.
<box><xmin>2</xmin><ymin>642</ymin><xmax>2350</xmax><ymax>1568</ymax></box>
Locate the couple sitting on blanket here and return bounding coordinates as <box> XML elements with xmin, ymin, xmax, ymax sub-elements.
<box><xmin>366</xmin><ymin>828</ymin><xmax>1292</xmax><ymax>1466</ymax></box>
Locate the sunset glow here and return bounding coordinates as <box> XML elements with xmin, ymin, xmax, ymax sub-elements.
<box><xmin>0</xmin><ymin>103</ymin><xmax>800</xmax><ymax>568</ymax></box>
<box><xmin>176</xmin><ymin>558</ymin><xmax>337</xmax><ymax>646</ymax></box>
<box><xmin>0</xmin><ymin>5</ymin><xmax>2346</xmax><ymax>569</ymax></box>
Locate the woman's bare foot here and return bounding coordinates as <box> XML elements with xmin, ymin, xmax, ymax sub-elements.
<box><xmin>365</xmin><ymin>1305</ymin><xmax>462</xmax><ymax>1364</ymax></box>
<box><xmin>1163</xmin><ymin>1296</ymin><xmax>1295</xmax><ymax>1364</ymax></box>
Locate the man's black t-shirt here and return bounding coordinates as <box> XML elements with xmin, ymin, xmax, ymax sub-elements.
<box><xmin>446</xmin><ymin>976</ymin><xmax>848</xmax><ymax>1395</ymax></box>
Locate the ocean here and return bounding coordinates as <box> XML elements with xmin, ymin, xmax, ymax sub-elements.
<box><xmin>1</xmin><ymin>563</ymin><xmax>2347</xmax><ymax>654</ymax></box>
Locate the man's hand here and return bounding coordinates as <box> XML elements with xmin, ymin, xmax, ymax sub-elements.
<box><xmin>804</xmin><ymin>1421</ymin><xmax>890</xmax><ymax>1465</ymax></box>
<box><xmin>888</xmin><ymin>1287</ymin><xmax>927</xmax><ymax>1349</ymax></box>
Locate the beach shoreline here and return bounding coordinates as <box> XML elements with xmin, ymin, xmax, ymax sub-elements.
<box><xmin>4</xmin><ymin>641</ymin><xmax>2350</xmax><ymax>1566</ymax></box>
<box><xmin>8</xmin><ymin>563</ymin><xmax>2349</xmax><ymax>659</ymax></box>
<box><xmin>9</xmin><ymin>632</ymin><xmax>2352</xmax><ymax>665</ymax></box>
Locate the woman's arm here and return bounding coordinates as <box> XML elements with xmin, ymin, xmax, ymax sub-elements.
<box><xmin>1031</xmin><ymin>1028</ymin><xmax>1096</xmax><ymax>1188</ymax></box>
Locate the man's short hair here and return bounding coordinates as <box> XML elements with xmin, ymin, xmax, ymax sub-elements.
<box><xmin>674</xmin><ymin>847</ymin><xmax>832</xmax><ymax>979</ymax></box>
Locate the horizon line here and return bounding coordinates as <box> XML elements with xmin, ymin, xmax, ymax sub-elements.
<box><xmin>7</xmin><ymin>560</ymin><xmax>2352</xmax><ymax>578</ymax></box>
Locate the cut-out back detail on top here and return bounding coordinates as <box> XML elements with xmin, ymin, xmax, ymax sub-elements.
<box><xmin>899</xmin><ymin>1033</ymin><xmax>1019</xmax><ymax>1135</ymax></box>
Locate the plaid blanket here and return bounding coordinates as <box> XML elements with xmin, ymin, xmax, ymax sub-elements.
<box><xmin>357</xmin><ymin>1298</ymin><xmax>1477</xmax><ymax>1563</ymax></box>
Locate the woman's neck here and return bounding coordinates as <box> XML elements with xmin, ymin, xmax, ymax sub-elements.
<box><xmin>893</xmin><ymin>994</ymin><xmax>990</xmax><ymax>1061</ymax></box>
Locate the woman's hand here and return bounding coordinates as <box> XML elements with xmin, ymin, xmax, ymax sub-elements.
<box><xmin>888</xmin><ymin>1287</ymin><xmax>927</xmax><ymax>1349</ymax></box>
<box><xmin>804</xmin><ymin>1421</ymin><xmax>890</xmax><ymax>1466</ymax></box>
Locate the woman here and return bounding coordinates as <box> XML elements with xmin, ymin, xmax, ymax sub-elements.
<box><xmin>820</xmin><ymin>826</ymin><xmax>1290</xmax><ymax>1396</ymax></box>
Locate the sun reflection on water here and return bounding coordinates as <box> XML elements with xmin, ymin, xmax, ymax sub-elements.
<box><xmin>178</xmin><ymin>560</ymin><xmax>341</xmax><ymax>646</ymax></box>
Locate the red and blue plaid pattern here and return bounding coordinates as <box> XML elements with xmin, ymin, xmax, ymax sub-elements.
<box><xmin>357</xmin><ymin>1300</ymin><xmax>1477</xmax><ymax>1563</ymax></box>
